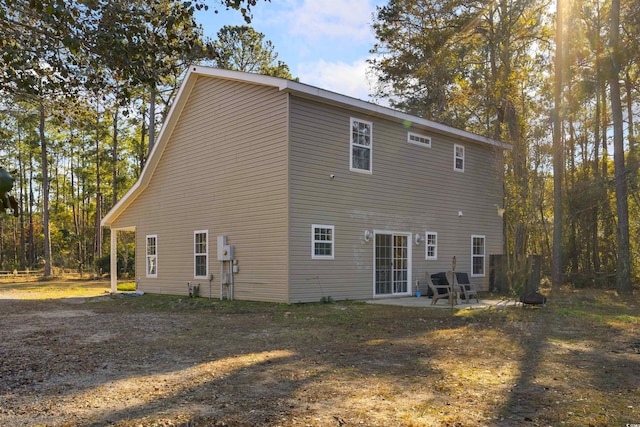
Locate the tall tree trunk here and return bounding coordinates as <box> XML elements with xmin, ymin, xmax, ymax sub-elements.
<box><xmin>17</xmin><ymin>129</ymin><xmax>26</xmax><ymax>270</ymax></box>
<box><xmin>28</xmin><ymin>154</ymin><xmax>35</xmax><ymax>268</ymax></box>
<box><xmin>78</xmin><ymin>165</ymin><xmax>86</xmax><ymax>275</ymax></box>
<box><xmin>148</xmin><ymin>85</ymin><xmax>156</xmax><ymax>153</ymax></box>
<box><xmin>39</xmin><ymin>98</ymin><xmax>52</xmax><ymax>276</ymax></box>
<box><xmin>609</xmin><ymin>0</ymin><xmax>632</xmax><ymax>294</ymax></box>
<box><xmin>552</xmin><ymin>0</ymin><xmax>564</xmax><ymax>290</ymax></box>
<box><xmin>112</xmin><ymin>107</ymin><xmax>118</xmax><ymax>207</ymax></box>
<box><xmin>600</xmin><ymin>71</ymin><xmax>616</xmax><ymax>271</ymax></box>
<box><xmin>71</xmin><ymin>154</ymin><xmax>81</xmax><ymax>276</ymax></box>
<box><xmin>592</xmin><ymin>1</ymin><xmax>603</xmax><ymax>274</ymax></box>
<box><xmin>138</xmin><ymin>99</ymin><xmax>148</xmax><ymax>175</ymax></box>
<box><xmin>95</xmin><ymin>114</ymin><xmax>103</xmax><ymax>261</ymax></box>
<box><xmin>568</xmin><ymin>120</ymin><xmax>577</xmax><ymax>276</ymax></box>
<box><xmin>625</xmin><ymin>70</ymin><xmax>637</xmax><ymax>191</ymax></box>
<box><xmin>592</xmin><ymin>86</ymin><xmax>601</xmax><ymax>274</ymax></box>
<box><xmin>0</xmin><ymin>219</ymin><xmax>4</xmax><ymax>269</ymax></box>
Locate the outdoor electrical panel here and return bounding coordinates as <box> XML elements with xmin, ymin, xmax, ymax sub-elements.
<box><xmin>223</xmin><ymin>245</ymin><xmax>234</xmax><ymax>260</ymax></box>
<box><xmin>217</xmin><ymin>235</ymin><xmax>234</xmax><ymax>261</ymax></box>
<box><xmin>217</xmin><ymin>235</ymin><xmax>226</xmax><ymax>260</ymax></box>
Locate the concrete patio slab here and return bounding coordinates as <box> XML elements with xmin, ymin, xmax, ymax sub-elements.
<box><xmin>365</xmin><ymin>296</ymin><xmax>518</xmax><ymax>309</ymax></box>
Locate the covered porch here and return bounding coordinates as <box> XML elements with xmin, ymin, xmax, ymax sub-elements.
<box><xmin>107</xmin><ymin>226</ymin><xmax>136</xmax><ymax>294</ymax></box>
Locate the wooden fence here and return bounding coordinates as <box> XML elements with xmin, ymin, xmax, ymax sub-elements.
<box><xmin>0</xmin><ymin>270</ymin><xmax>43</xmax><ymax>277</ymax></box>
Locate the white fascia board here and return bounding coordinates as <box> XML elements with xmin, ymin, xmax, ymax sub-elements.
<box><xmin>189</xmin><ymin>65</ymin><xmax>289</xmax><ymax>90</ymax></box>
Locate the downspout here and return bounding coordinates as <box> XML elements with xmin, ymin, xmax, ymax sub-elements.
<box><xmin>220</xmin><ymin>260</ymin><xmax>224</xmax><ymax>300</ymax></box>
<box><xmin>230</xmin><ymin>261</ymin><xmax>234</xmax><ymax>300</ymax></box>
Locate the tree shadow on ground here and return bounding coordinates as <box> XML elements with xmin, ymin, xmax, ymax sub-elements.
<box><xmin>491</xmin><ymin>294</ymin><xmax>640</xmax><ymax>426</ymax></box>
<box><xmin>0</xmin><ymin>294</ymin><xmax>638</xmax><ymax>426</ymax></box>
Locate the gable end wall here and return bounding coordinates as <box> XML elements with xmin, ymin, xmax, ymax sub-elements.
<box><xmin>111</xmin><ymin>76</ymin><xmax>290</xmax><ymax>302</ymax></box>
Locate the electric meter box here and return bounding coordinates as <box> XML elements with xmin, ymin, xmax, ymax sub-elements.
<box><xmin>217</xmin><ymin>235</ymin><xmax>234</xmax><ymax>261</ymax></box>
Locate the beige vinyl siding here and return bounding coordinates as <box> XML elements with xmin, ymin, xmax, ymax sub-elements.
<box><xmin>288</xmin><ymin>96</ymin><xmax>503</xmax><ymax>302</ymax></box>
<box><xmin>111</xmin><ymin>76</ymin><xmax>290</xmax><ymax>302</ymax></box>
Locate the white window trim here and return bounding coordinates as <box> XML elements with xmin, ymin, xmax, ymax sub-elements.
<box><xmin>311</xmin><ymin>224</ymin><xmax>335</xmax><ymax>260</ymax></box>
<box><xmin>471</xmin><ymin>234</ymin><xmax>486</xmax><ymax>277</ymax></box>
<box><xmin>194</xmin><ymin>230</ymin><xmax>208</xmax><ymax>279</ymax></box>
<box><xmin>350</xmin><ymin>117</ymin><xmax>373</xmax><ymax>174</ymax></box>
<box><xmin>146</xmin><ymin>234</ymin><xmax>158</xmax><ymax>278</ymax></box>
<box><xmin>454</xmin><ymin>143</ymin><xmax>465</xmax><ymax>172</ymax></box>
<box><xmin>408</xmin><ymin>132</ymin><xmax>431</xmax><ymax>148</ymax></box>
<box><xmin>425</xmin><ymin>231</ymin><xmax>438</xmax><ymax>260</ymax></box>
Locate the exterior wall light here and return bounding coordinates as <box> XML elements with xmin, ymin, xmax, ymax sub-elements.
<box><xmin>364</xmin><ymin>230</ymin><xmax>373</xmax><ymax>242</ymax></box>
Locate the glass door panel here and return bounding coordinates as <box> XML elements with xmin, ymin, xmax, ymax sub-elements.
<box><xmin>375</xmin><ymin>233</ymin><xmax>409</xmax><ymax>296</ymax></box>
<box><xmin>393</xmin><ymin>235</ymin><xmax>408</xmax><ymax>294</ymax></box>
<box><xmin>375</xmin><ymin>234</ymin><xmax>392</xmax><ymax>295</ymax></box>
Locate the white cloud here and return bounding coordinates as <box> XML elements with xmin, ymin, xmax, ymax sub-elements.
<box><xmin>281</xmin><ymin>0</ymin><xmax>377</xmax><ymax>43</ymax></box>
<box><xmin>297</xmin><ymin>59</ymin><xmax>375</xmax><ymax>101</ymax></box>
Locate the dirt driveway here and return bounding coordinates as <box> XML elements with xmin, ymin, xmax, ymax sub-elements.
<box><xmin>0</xmin><ymin>283</ymin><xmax>638</xmax><ymax>427</ymax></box>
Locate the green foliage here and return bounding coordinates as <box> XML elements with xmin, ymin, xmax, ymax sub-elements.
<box><xmin>0</xmin><ymin>1</ymin><xmax>272</xmax><ymax>275</ymax></box>
<box><xmin>94</xmin><ymin>250</ymin><xmax>135</xmax><ymax>278</ymax></box>
<box><xmin>210</xmin><ymin>25</ymin><xmax>294</xmax><ymax>79</ymax></box>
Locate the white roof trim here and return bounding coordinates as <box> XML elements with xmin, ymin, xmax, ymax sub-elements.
<box><xmin>102</xmin><ymin>66</ymin><xmax>510</xmax><ymax>227</ymax></box>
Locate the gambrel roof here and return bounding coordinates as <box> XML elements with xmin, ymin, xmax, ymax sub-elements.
<box><xmin>102</xmin><ymin>66</ymin><xmax>510</xmax><ymax>227</ymax></box>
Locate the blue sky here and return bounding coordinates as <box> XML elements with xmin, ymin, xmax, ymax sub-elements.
<box><xmin>195</xmin><ymin>0</ymin><xmax>386</xmax><ymax>102</ymax></box>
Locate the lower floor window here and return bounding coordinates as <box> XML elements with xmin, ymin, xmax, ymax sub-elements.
<box><xmin>194</xmin><ymin>230</ymin><xmax>208</xmax><ymax>278</ymax></box>
<box><xmin>425</xmin><ymin>231</ymin><xmax>437</xmax><ymax>260</ymax></box>
<box><xmin>312</xmin><ymin>224</ymin><xmax>334</xmax><ymax>259</ymax></box>
<box><xmin>146</xmin><ymin>235</ymin><xmax>157</xmax><ymax>277</ymax></box>
<box><xmin>471</xmin><ymin>235</ymin><xmax>485</xmax><ymax>276</ymax></box>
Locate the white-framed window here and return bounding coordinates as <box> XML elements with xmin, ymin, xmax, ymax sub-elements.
<box><xmin>146</xmin><ymin>235</ymin><xmax>157</xmax><ymax>278</ymax></box>
<box><xmin>454</xmin><ymin>144</ymin><xmax>465</xmax><ymax>172</ymax></box>
<box><xmin>408</xmin><ymin>132</ymin><xmax>431</xmax><ymax>148</ymax></box>
<box><xmin>350</xmin><ymin>118</ymin><xmax>372</xmax><ymax>173</ymax></box>
<box><xmin>312</xmin><ymin>224</ymin><xmax>334</xmax><ymax>259</ymax></box>
<box><xmin>425</xmin><ymin>231</ymin><xmax>438</xmax><ymax>260</ymax></box>
<box><xmin>194</xmin><ymin>230</ymin><xmax>208</xmax><ymax>278</ymax></box>
<box><xmin>471</xmin><ymin>235</ymin><xmax>485</xmax><ymax>277</ymax></box>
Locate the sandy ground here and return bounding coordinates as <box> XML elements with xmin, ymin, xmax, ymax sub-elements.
<box><xmin>0</xmin><ymin>285</ymin><xmax>638</xmax><ymax>427</ymax></box>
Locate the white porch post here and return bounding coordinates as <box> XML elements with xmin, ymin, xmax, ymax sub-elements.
<box><xmin>110</xmin><ymin>228</ymin><xmax>117</xmax><ymax>294</ymax></box>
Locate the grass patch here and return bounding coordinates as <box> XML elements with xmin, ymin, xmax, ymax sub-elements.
<box><xmin>0</xmin><ymin>277</ymin><xmax>111</xmax><ymax>299</ymax></box>
<box><xmin>117</xmin><ymin>281</ymin><xmax>136</xmax><ymax>292</ymax></box>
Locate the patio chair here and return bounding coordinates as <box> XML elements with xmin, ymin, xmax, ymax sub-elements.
<box><xmin>455</xmin><ymin>272</ymin><xmax>479</xmax><ymax>303</ymax></box>
<box><xmin>426</xmin><ymin>271</ymin><xmax>455</xmax><ymax>305</ymax></box>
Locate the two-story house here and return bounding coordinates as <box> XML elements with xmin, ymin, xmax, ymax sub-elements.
<box><xmin>102</xmin><ymin>66</ymin><xmax>510</xmax><ymax>303</ymax></box>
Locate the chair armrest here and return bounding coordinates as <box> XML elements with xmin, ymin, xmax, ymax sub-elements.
<box><xmin>430</xmin><ymin>283</ymin><xmax>452</xmax><ymax>295</ymax></box>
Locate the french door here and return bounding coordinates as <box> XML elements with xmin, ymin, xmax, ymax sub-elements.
<box><xmin>375</xmin><ymin>233</ymin><xmax>409</xmax><ymax>296</ymax></box>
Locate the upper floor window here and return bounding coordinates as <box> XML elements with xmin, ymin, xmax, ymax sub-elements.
<box><xmin>408</xmin><ymin>132</ymin><xmax>431</xmax><ymax>148</ymax></box>
<box><xmin>146</xmin><ymin>235</ymin><xmax>157</xmax><ymax>278</ymax></box>
<box><xmin>425</xmin><ymin>231</ymin><xmax>437</xmax><ymax>260</ymax></box>
<box><xmin>194</xmin><ymin>230</ymin><xmax>208</xmax><ymax>278</ymax></box>
<box><xmin>312</xmin><ymin>224</ymin><xmax>334</xmax><ymax>259</ymax></box>
<box><xmin>350</xmin><ymin>118</ymin><xmax>372</xmax><ymax>173</ymax></box>
<box><xmin>471</xmin><ymin>235</ymin><xmax>485</xmax><ymax>276</ymax></box>
<box><xmin>454</xmin><ymin>144</ymin><xmax>465</xmax><ymax>172</ymax></box>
